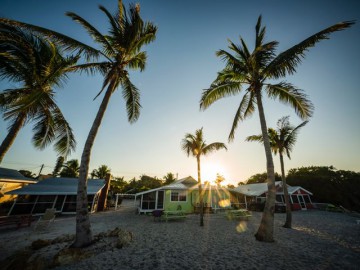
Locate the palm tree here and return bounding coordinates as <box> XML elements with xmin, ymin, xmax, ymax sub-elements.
<box><xmin>200</xmin><ymin>16</ymin><xmax>354</xmax><ymax>241</ymax></box>
<box><xmin>52</xmin><ymin>156</ymin><xmax>65</xmax><ymax>177</ymax></box>
<box><xmin>181</xmin><ymin>127</ymin><xmax>227</xmax><ymax>226</ymax></box>
<box><xmin>60</xmin><ymin>159</ymin><xmax>80</xmax><ymax>178</ymax></box>
<box><xmin>0</xmin><ymin>1</ymin><xmax>157</xmax><ymax>247</ymax></box>
<box><xmin>246</xmin><ymin>116</ymin><xmax>308</xmax><ymax>228</ymax></box>
<box><xmin>0</xmin><ymin>23</ymin><xmax>77</xmax><ymax>163</ymax></box>
<box><xmin>163</xmin><ymin>172</ymin><xmax>176</xmax><ymax>185</ymax></box>
<box><xmin>91</xmin><ymin>165</ymin><xmax>111</xmax><ymax>179</ymax></box>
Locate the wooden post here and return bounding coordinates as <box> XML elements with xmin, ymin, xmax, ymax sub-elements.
<box><xmin>97</xmin><ymin>173</ymin><xmax>112</xmax><ymax>211</ymax></box>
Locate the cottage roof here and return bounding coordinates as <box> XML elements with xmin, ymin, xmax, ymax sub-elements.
<box><xmin>6</xmin><ymin>177</ymin><xmax>105</xmax><ymax>195</ymax></box>
<box><xmin>232</xmin><ymin>181</ymin><xmax>282</xmax><ymax>196</ymax></box>
<box><xmin>135</xmin><ymin>176</ymin><xmax>197</xmax><ymax>196</ymax></box>
<box><xmin>286</xmin><ymin>185</ymin><xmax>313</xmax><ymax>195</ymax></box>
<box><xmin>0</xmin><ymin>167</ymin><xmax>37</xmax><ymax>184</ymax></box>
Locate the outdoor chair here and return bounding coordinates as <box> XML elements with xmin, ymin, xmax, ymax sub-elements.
<box><xmin>34</xmin><ymin>208</ymin><xmax>56</xmax><ymax>230</ymax></box>
<box><xmin>152</xmin><ymin>210</ymin><xmax>163</xmax><ymax>221</ymax></box>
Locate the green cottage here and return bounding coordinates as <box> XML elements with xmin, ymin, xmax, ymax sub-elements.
<box><xmin>135</xmin><ymin>176</ymin><xmax>232</xmax><ymax>214</ymax></box>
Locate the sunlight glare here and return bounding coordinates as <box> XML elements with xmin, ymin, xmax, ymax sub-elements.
<box><xmin>236</xmin><ymin>221</ymin><xmax>247</xmax><ymax>233</ymax></box>
<box><xmin>202</xmin><ymin>162</ymin><xmax>228</xmax><ymax>184</ymax></box>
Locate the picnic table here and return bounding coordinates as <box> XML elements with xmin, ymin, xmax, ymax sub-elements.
<box><xmin>161</xmin><ymin>211</ymin><xmax>186</xmax><ymax>222</ymax></box>
<box><xmin>0</xmin><ymin>215</ymin><xmax>33</xmax><ymax>229</ymax></box>
<box><xmin>225</xmin><ymin>209</ymin><xmax>252</xmax><ymax>220</ymax></box>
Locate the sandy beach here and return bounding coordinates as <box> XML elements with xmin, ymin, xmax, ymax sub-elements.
<box><xmin>0</xmin><ymin>200</ymin><xmax>359</xmax><ymax>270</ymax></box>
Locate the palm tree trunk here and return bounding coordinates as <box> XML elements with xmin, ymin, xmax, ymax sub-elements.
<box><xmin>0</xmin><ymin>113</ymin><xmax>26</xmax><ymax>164</ymax></box>
<box><xmin>72</xmin><ymin>86</ymin><xmax>114</xmax><ymax>248</ymax></box>
<box><xmin>254</xmin><ymin>91</ymin><xmax>275</xmax><ymax>242</ymax></box>
<box><xmin>280</xmin><ymin>153</ymin><xmax>292</xmax><ymax>228</ymax></box>
<box><xmin>197</xmin><ymin>155</ymin><xmax>204</xmax><ymax>226</ymax></box>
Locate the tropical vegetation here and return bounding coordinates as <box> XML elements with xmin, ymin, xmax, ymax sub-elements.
<box><xmin>91</xmin><ymin>165</ymin><xmax>111</xmax><ymax>179</ymax></box>
<box><xmin>246</xmin><ymin>116</ymin><xmax>308</xmax><ymax>228</ymax></box>
<box><xmin>287</xmin><ymin>166</ymin><xmax>360</xmax><ymax>212</ymax></box>
<box><xmin>181</xmin><ymin>127</ymin><xmax>227</xmax><ymax>226</ymax></box>
<box><xmin>0</xmin><ymin>23</ymin><xmax>77</xmax><ymax>164</ymax></box>
<box><xmin>200</xmin><ymin>15</ymin><xmax>354</xmax><ymax>241</ymax></box>
<box><xmin>60</xmin><ymin>159</ymin><xmax>80</xmax><ymax>178</ymax></box>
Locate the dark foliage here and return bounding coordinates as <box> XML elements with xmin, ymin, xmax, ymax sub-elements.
<box><xmin>287</xmin><ymin>166</ymin><xmax>360</xmax><ymax>212</ymax></box>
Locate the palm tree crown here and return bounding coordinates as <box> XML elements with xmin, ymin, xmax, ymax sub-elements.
<box><xmin>246</xmin><ymin>116</ymin><xmax>308</xmax><ymax>159</ymax></box>
<box><xmin>200</xmin><ymin>16</ymin><xmax>354</xmax><ymax>141</ymax></box>
<box><xmin>181</xmin><ymin>128</ymin><xmax>227</xmax><ymax>158</ymax></box>
<box><xmin>0</xmin><ymin>23</ymin><xmax>77</xmax><ymax>161</ymax></box>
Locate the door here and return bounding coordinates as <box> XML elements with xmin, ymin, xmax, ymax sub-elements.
<box><xmin>156</xmin><ymin>191</ymin><xmax>164</xmax><ymax>209</ymax></box>
<box><xmin>297</xmin><ymin>195</ymin><xmax>307</xmax><ymax>210</ymax></box>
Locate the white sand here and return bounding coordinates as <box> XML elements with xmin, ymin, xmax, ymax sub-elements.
<box><xmin>0</xmin><ymin>200</ymin><xmax>359</xmax><ymax>269</ymax></box>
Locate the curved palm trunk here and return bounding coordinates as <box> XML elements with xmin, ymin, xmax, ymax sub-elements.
<box><xmin>0</xmin><ymin>113</ymin><xmax>26</xmax><ymax>164</ymax></box>
<box><xmin>72</xmin><ymin>87</ymin><xmax>113</xmax><ymax>248</ymax></box>
<box><xmin>280</xmin><ymin>153</ymin><xmax>292</xmax><ymax>228</ymax></box>
<box><xmin>197</xmin><ymin>155</ymin><xmax>204</xmax><ymax>227</ymax></box>
<box><xmin>254</xmin><ymin>91</ymin><xmax>275</xmax><ymax>242</ymax></box>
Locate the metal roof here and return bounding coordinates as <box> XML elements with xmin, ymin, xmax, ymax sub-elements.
<box><xmin>232</xmin><ymin>181</ymin><xmax>282</xmax><ymax>196</ymax></box>
<box><xmin>0</xmin><ymin>167</ymin><xmax>36</xmax><ymax>183</ymax></box>
<box><xmin>287</xmin><ymin>185</ymin><xmax>313</xmax><ymax>195</ymax></box>
<box><xmin>6</xmin><ymin>177</ymin><xmax>105</xmax><ymax>195</ymax></box>
<box><xmin>135</xmin><ymin>176</ymin><xmax>198</xmax><ymax>196</ymax></box>
<box><xmin>232</xmin><ymin>181</ymin><xmax>313</xmax><ymax>196</ymax></box>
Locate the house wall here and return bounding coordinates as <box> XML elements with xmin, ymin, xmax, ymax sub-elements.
<box><xmin>0</xmin><ymin>182</ymin><xmax>28</xmax><ymax>203</ymax></box>
<box><xmin>164</xmin><ymin>190</ymin><xmax>193</xmax><ymax>213</ymax></box>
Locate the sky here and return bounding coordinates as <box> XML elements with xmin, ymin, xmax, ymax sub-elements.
<box><xmin>0</xmin><ymin>0</ymin><xmax>359</xmax><ymax>185</ymax></box>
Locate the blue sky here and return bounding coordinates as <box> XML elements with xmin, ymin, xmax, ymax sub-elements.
<box><xmin>0</xmin><ymin>0</ymin><xmax>359</xmax><ymax>185</ymax></box>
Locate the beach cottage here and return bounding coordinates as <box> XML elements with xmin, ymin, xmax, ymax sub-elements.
<box><xmin>135</xmin><ymin>176</ymin><xmax>232</xmax><ymax>214</ymax></box>
<box><xmin>232</xmin><ymin>181</ymin><xmax>314</xmax><ymax>210</ymax></box>
<box><xmin>0</xmin><ymin>167</ymin><xmax>37</xmax><ymax>204</ymax></box>
<box><xmin>6</xmin><ymin>177</ymin><xmax>107</xmax><ymax>215</ymax></box>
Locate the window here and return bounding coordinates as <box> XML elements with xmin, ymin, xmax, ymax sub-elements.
<box><xmin>171</xmin><ymin>191</ymin><xmax>187</xmax><ymax>202</ymax></box>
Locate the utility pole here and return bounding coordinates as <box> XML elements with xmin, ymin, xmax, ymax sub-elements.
<box><xmin>37</xmin><ymin>164</ymin><xmax>44</xmax><ymax>180</ymax></box>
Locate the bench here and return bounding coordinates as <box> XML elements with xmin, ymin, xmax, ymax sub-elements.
<box><xmin>226</xmin><ymin>209</ymin><xmax>252</xmax><ymax>221</ymax></box>
<box><xmin>0</xmin><ymin>215</ymin><xmax>33</xmax><ymax>229</ymax></box>
<box><xmin>161</xmin><ymin>211</ymin><xmax>186</xmax><ymax>222</ymax></box>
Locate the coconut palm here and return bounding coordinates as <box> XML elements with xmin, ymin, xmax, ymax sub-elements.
<box><xmin>0</xmin><ymin>23</ymin><xmax>77</xmax><ymax>163</ymax></box>
<box><xmin>246</xmin><ymin>116</ymin><xmax>308</xmax><ymax>228</ymax></box>
<box><xmin>0</xmin><ymin>1</ymin><xmax>157</xmax><ymax>247</ymax></box>
<box><xmin>60</xmin><ymin>159</ymin><xmax>80</xmax><ymax>178</ymax></box>
<box><xmin>181</xmin><ymin>127</ymin><xmax>227</xmax><ymax>226</ymax></box>
<box><xmin>91</xmin><ymin>165</ymin><xmax>111</xmax><ymax>179</ymax></box>
<box><xmin>200</xmin><ymin>16</ymin><xmax>354</xmax><ymax>241</ymax></box>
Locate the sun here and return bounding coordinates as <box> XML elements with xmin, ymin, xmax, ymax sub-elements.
<box><xmin>201</xmin><ymin>162</ymin><xmax>228</xmax><ymax>184</ymax></box>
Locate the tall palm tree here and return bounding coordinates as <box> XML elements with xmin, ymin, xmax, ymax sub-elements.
<box><xmin>0</xmin><ymin>1</ymin><xmax>157</xmax><ymax>247</ymax></box>
<box><xmin>0</xmin><ymin>24</ymin><xmax>77</xmax><ymax>163</ymax></box>
<box><xmin>60</xmin><ymin>159</ymin><xmax>80</xmax><ymax>178</ymax></box>
<box><xmin>181</xmin><ymin>127</ymin><xmax>227</xmax><ymax>226</ymax></box>
<box><xmin>200</xmin><ymin>16</ymin><xmax>354</xmax><ymax>241</ymax></box>
<box><xmin>91</xmin><ymin>165</ymin><xmax>111</xmax><ymax>179</ymax></box>
<box><xmin>246</xmin><ymin>116</ymin><xmax>308</xmax><ymax>228</ymax></box>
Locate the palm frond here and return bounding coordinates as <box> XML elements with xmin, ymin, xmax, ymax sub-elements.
<box><xmin>66</xmin><ymin>12</ymin><xmax>115</xmax><ymax>59</ymax></box>
<box><xmin>202</xmin><ymin>142</ymin><xmax>227</xmax><ymax>155</ymax></box>
<box><xmin>245</xmin><ymin>134</ymin><xmax>263</xmax><ymax>143</ymax></box>
<box><xmin>228</xmin><ymin>91</ymin><xmax>256</xmax><ymax>142</ymax></box>
<box><xmin>0</xmin><ymin>17</ymin><xmax>101</xmax><ymax>61</ymax></box>
<box><xmin>200</xmin><ymin>79</ymin><xmax>242</xmax><ymax>110</ymax></box>
<box><xmin>121</xmin><ymin>74</ymin><xmax>141</xmax><ymax>123</ymax></box>
<box><xmin>266</xmin><ymin>82</ymin><xmax>314</xmax><ymax>120</ymax></box>
<box><xmin>266</xmin><ymin>20</ymin><xmax>355</xmax><ymax>78</ymax></box>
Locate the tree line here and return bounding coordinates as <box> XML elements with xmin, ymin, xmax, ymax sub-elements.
<box><xmin>242</xmin><ymin>166</ymin><xmax>360</xmax><ymax>212</ymax></box>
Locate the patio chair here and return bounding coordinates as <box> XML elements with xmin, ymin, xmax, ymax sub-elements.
<box><xmin>34</xmin><ymin>208</ymin><xmax>56</xmax><ymax>230</ymax></box>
